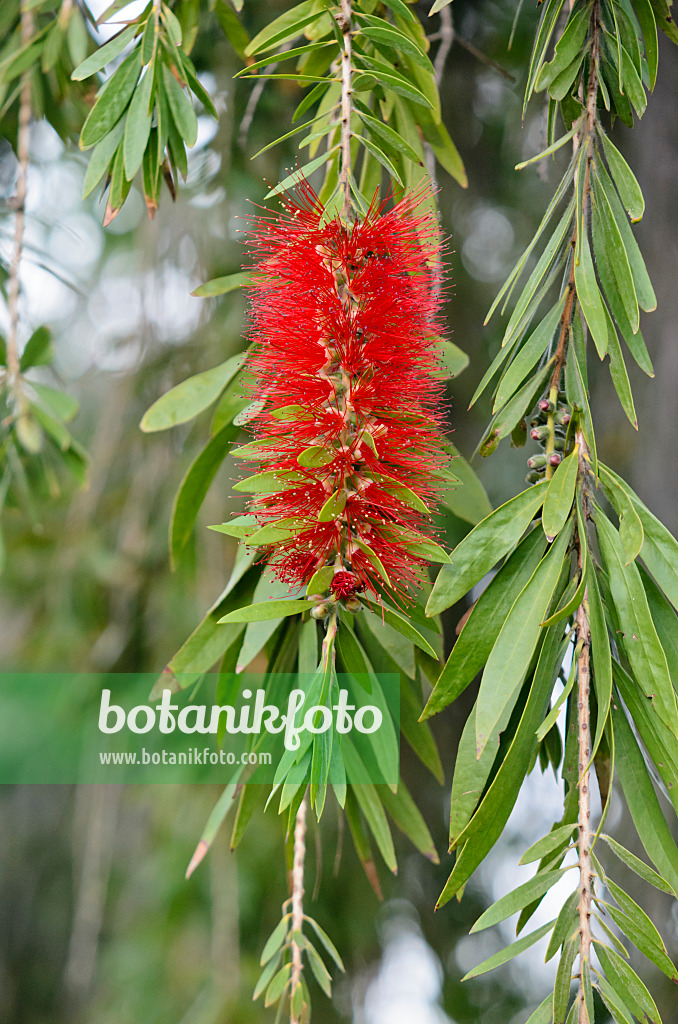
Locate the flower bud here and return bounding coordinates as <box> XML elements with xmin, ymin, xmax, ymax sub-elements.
<box><xmin>344</xmin><ymin>596</ymin><xmax>362</xmax><ymax>612</ymax></box>
<box><xmin>548</xmin><ymin>452</ymin><xmax>562</xmax><ymax>467</ymax></box>
<box><xmin>527</xmin><ymin>454</ymin><xmax>547</xmax><ymax>470</ymax></box>
<box><xmin>530</xmin><ymin>425</ymin><xmax>549</xmax><ymax>442</ymax></box>
<box><xmin>311</xmin><ymin>603</ymin><xmax>329</xmax><ymax>620</ymax></box>
<box><xmin>555</xmin><ymin>409</ymin><xmax>571</xmax><ymax>427</ymax></box>
<box><xmin>526</xmin><ymin>470</ymin><xmax>543</xmax><ymax>484</ymax></box>
<box><xmin>538</xmin><ymin>398</ymin><xmax>555</xmax><ymax>414</ymax></box>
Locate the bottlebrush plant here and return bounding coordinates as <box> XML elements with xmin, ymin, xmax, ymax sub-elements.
<box><xmin>229</xmin><ymin>184</ymin><xmax>451</xmax><ymax>599</ymax></box>
<box><xmin>3</xmin><ymin>0</ymin><xmax>676</xmax><ymax>1022</ymax></box>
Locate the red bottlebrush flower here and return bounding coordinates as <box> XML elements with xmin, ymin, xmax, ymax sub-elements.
<box><xmin>235</xmin><ymin>183</ymin><xmax>450</xmax><ymax>598</ymax></box>
<box><xmin>330</xmin><ymin>571</ymin><xmax>361</xmax><ymax>599</ymax></box>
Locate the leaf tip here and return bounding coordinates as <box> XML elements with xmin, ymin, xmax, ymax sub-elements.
<box><xmin>185</xmin><ymin>839</ymin><xmax>208</xmax><ymax>879</ymax></box>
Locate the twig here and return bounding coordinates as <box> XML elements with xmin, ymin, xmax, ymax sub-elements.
<box><xmin>336</xmin><ymin>0</ymin><xmax>353</xmax><ymax>220</ymax></box>
<box><xmin>6</xmin><ymin>2</ymin><xmax>34</xmax><ymax>394</ymax></box>
<box><xmin>289</xmin><ymin>794</ymin><xmax>307</xmax><ymax>1022</ymax></box>
<box><xmin>575</xmin><ymin>432</ymin><xmax>593</xmax><ymax>1024</ymax></box>
<box><xmin>433</xmin><ymin>5</ymin><xmax>454</xmax><ymax>85</ymax></box>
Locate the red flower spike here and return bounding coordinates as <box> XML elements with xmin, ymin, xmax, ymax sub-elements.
<box><xmin>330</xmin><ymin>571</ymin><xmax>361</xmax><ymax>599</ymax></box>
<box><xmin>237</xmin><ymin>184</ymin><xmax>450</xmax><ymax>598</ymax></box>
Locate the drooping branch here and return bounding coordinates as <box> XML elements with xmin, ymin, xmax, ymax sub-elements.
<box><xmin>336</xmin><ymin>0</ymin><xmax>353</xmax><ymax>220</ymax></box>
<box><xmin>289</xmin><ymin>794</ymin><xmax>307</xmax><ymax>1023</ymax></box>
<box><xmin>544</xmin><ymin>1</ymin><xmax>600</xmax><ymax>479</ymax></box>
<box><xmin>6</xmin><ymin>2</ymin><xmax>34</xmax><ymax>394</ymax></box>
<box><xmin>575</xmin><ymin>432</ymin><xmax>593</xmax><ymax>1024</ymax></box>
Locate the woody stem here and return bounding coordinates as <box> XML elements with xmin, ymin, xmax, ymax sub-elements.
<box><xmin>575</xmin><ymin>432</ymin><xmax>593</xmax><ymax>1023</ymax></box>
<box><xmin>289</xmin><ymin>794</ymin><xmax>307</xmax><ymax>1022</ymax></box>
<box><xmin>337</xmin><ymin>0</ymin><xmax>353</xmax><ymax>220</ymax></box>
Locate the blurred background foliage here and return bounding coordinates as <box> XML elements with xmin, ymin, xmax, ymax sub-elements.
<box><xmin>1</xmin><ymin>1</ymin><xmax>677</xmax><ymax>1022</ymax></box>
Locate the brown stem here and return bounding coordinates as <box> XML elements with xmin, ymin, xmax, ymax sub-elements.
<box><xmin>336</xmin><ymin>0</ymin><xmax>353</xmax><ymax>220</ymax></box>
<box><xmin>6</xmin><ymin>2</ymin><xmax>34</xmax><ymax>394</ymax></box>
<box><xmin>289</xmin><ymin>794</ymin><xmax>307</xmax><ymax>1022</ymax></box>
<box><xmin>575</xmin><ymin>433</ymin><xmax>593</xmax><ymax>1023</ymax></box>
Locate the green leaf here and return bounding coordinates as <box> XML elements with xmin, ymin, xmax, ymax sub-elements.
<box><xmin>607</xmin><ymin>325</ymin><xmax>638</xmax><ymax>428</ymax></box>
<box><xmin>611</xmin><ymin>700</ymin><xmax>678</xmax><ymax>894</ymax></box>
<box><xmin>30</xmin><ymin>382</ymin><xmax>78</xmax><ymax>423</ymax></box>
<box><xmin>260</xmin><ymin>917</ymin><xmax>289</xmax><ymax>966</ymax></box>
<box><xmin>523</xmin><ymin>995</ymin><xmax>555</xmax><ymax>1024</ymax></box>
<box><xmin>82</xmin><ymin>118</ymin><xmax>126</xmax><ymax>198</ymax></box>
<box><xmin>378</xmin><ymin>604</ymin><xmax>437</xmax><ymax>659</ymax></box>
<box><xmin>359</xmin><ymin>24</ymin><xmax>429</xmax><ymax>68</ymax></box>
<box><xmin>600</xmin><ymin>834</ymin><xmax>677</xmax><ymax>896</ymax></box>
<box><xmin>191</xmin><ymin>272</ymin><xmax>250</xmax><ymax>298</ymax></box>
<box><xmin>140</xmin><ymin>354</ymin><xmax>244</xmax><ymax>431</ymax></box>
<box><xmin>553</xmin><ymin>932</ymin><xmax>578</xmax><ymax>1022</ymax></box>
<box><xmin>475</xmin><ymin>523</ymin><xmax>571</xmax><ymax>758</ymax></box>
<box><xmin>303</xmin><ymin>915</ymin><xmax>345</xmax><ymax>972</ymax></box>
<box><xmin>542</xmin><ymin>448</ymin><xmax>578</xmax><ymax>540</ymax></box>
<box><xmin>71</xmin><ymin>22</ymin><xmax>137</xmax><ymax>80</ymax></box>
<box><xmin>492</xmin><ymin>300</ymin><xmax>563</xmax><ymax>414</ymax></box>
<box><xmin>353</xmin><ymin>59</ymin><xmax>433</xmax><ymax>108</ymax></box>
<box><xmin>307</xmin><ymin>565</ymin><xmax>335</xmax><ymax>595</ymax></box>
<box><xmin>587</xmin><ymin>560</ymin><xmax>613</xmax><ymax>765</ymax></box>
<box><xmin>594</xmin><ymin>942</ymin><xmax>661</xmax><ymax>1024</ymax></box>
<box><xmin>612</xmin><ymin>657</ymin><xmax>678</xmax><ymax>817</ymax></box>
<box><xmin>355</xmin><ymin>105</ymin><xmax>422</xmax><ymax>166</ymax></box>
<box><xmin>305</xmin><ymin>940</ymin><xmax>333</xmax><ymax>996</ymax></box>
<box><xmin>264</xmin><ymin>963</ymin><xmax>292</xmax><ymax>1007</ymax></box>
<box><xmin>422</xmin><ymin>529</ymin><xmax>548</xmax><ymax>721</ymax></box>
<box><xmin>265</xmin><ymin>147</ymin><xmax>339</xmax><ymax>198</ymax></box>
<box><xmin>462</xmin><ymin>920</ymin><xmax>555</xmax><ymax>980</ymax></box>
<box><xmin>564</xmin><ymin>337</ymin><xmax>597</xmax><ymax>474</ymax></box>
<box><xmin>170</xmin><ymin>423</ymin><xmax>239</xmax><ymax>566</ymax></box>
<box><xmin>185</xmin><ymin>775</ymin><xmax>243</xmax><ymax>879</ymax></box>
<box><xmin>634</xmin><ymin>0</ymin><xmax>658</xmax><ymax>89</ymax></box>
<box><xmin>486</xmin><ymin>156</ymin><xmax>576</xmax><ymax>326</ymax></box>
<box><xmin>426</xmin><ymin>482</ymin><xmax>548</xmax><ymax>616</ymax></box>
<box><xmin>605</xmin><ymin>877</ymin><xmax>678</xmax><ymax>981</ymax></box>
<box><xmin>596</xmin><ymin>508</ymin><xmax>678</xmax><ymax>735</ymax></box>
<box><xmin>482</xmin><ymin>361</ymin><xmax>554</xmax><ymax>453</ymax></box>
<box><xmin>218</xmin><ymin>599</ymin><xmax>309</xmax><ymax>624</ymax></box>
<box><xmin>600</xmin><ymin>132</ymin><xmax>645</xmax><ymax>222</ymax></box>
<box><xmin>380</xmin><ymin>478</ymin><xmax>429</xmax><ymax>514</ymax></box>
<box><xmin>209</xmin><ymin>515</ymin><xmax>257</xmax><ymax>539</ymax></box>
<box><xmin>593</xmin><ymin>176</ymin><xmax>639</xmax><ymax>333</ymax></box>
<box><xmin>317</xmin><ymin>489</ymin><xmax>347</xmax><ymax>522</ymax></box>
<box><xmin>123</xmin><ymin>66</ymin><xmax>153</xmax><ymax>179</ymax></box>
<box><xmin>520</xmin><ymin>823</ymin><xmax>576</xmax><ymax>865</ymax></box>
<box><xmin>297</xmin><ymin>445</ymin><xmax>336</xmax><ymax>468</ymax></box>
<box><xmin>599</xmin><ymin>463</ymin><xmax>643</xmax><ymax>563</ymax></box>
<box><xmin>377</xmin><ymin>781</ymin><xmax>439</xmax><ymax>863</ymax></box>
<box><xmin>437</xmin><ymin>619</ymin><xmax>566</xmax><ymax>905</ymax></box>
<box><xmin>163</xmin><ymin>64</ymin><xmax>197</xmax><ymax>146</ymax></box>
<box><xmin>545</xmin><ymin>888</ymin><xmax>578</xmax><ymax>961</ymax></box>
<box><xmin>471</xmin><ymin>870</ymin><xmax>565</xmax><ymax>933</ymax></box>
<box><xmin>515</xmin><ymin>121</ymin><xmax>579</xmax><ymax>170</ymax></box>
<box><xmin>575</xmin><ymin>229</ymin><xmax>612</xmax><ymax>359</ymax></box>
<box><xmin>233</xmin><ymin>470</ymin><xmax>307</xmax><ymax>493</ymax></box>
<box><xmin>596</xmin><ymin>161</ymin><xmax>656</xmax><ymax>312</ymax></box>
<box><xmin>343</xmin><ymin>739</ymin><xmax>397</xmax><ymax>872</ymax></box>
<box><xmin>596</xmin><ymin>973</ymin><xmax>635</xmax><ymax>1024</ymax></box>
<box><xmin>19</xmin><ymin>326</ymin><xmax>53</xmax><ymax>372</ymax></box>
<box><xmin>536</xmin><ymin>5</ymin><xmax>590</xmax><ymax>92</ymax></box>
<box><xmin>80</xmin><ymin>46</ymin><xmax>142</xmax><ymax>150</ymax></box>
<box><xmin>245</xmin><ymin>0</ymin><xmax>323</xmax><ymax>56</ymax></box>
<box><xmin>601</xmin><ymin>468</ymin><xmax>678</xmax><ymax>610</ymax></box>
